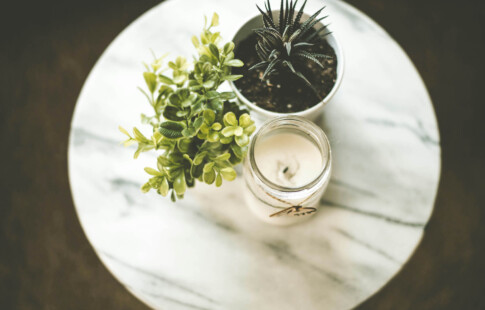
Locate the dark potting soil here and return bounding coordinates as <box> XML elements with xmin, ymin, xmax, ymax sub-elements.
<box><xmin>233</xmin><ymin>32</ymin><xmax>337</xmax><ymax>113</ymax></box>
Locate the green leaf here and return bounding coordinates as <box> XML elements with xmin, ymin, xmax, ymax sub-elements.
<box><xmin>182</xmin><ymin>127</ymin><xmax>196</xmax><ymax>138</ymax></box>
<box><xmin>220</xmin><ymin>136</ymin><xmax>233</xmax><ymax>144</ymax></box>
<box><xmin>176</xmin><ymin>109</ymin><xmax>189</xmax><ymax>117</ymax></box>
<box><xmin>221</xmin><ymin>126</ymin><xmax>236</xmax><ymax>137</ymax></box>
<box><xmin>159</xmin><ymin>121</ymin><xmax>185</xmax><ymax>139</ymax></box>
<box><xmin>163</xmin><ymin>106</ymin><xmax>185</xmax><ymax>121</ymax></box>
<box><xmin>203</xmin><ymin>169</ymin><xmax>216</xmax><ymax>184</ymax></box>
<box><xmin>224</xmin><ymin>59</ymin><xmax>244</xmax><ymax>67</ymax></box>
<box><xmin>235</xmin><ymin>134</ymin><xmax>249</xmax><ymax>147</ymax></box>
<box><xmin>215</xmin><ymin>173</ymin><xmax>222</xmax><ymax>187</ymax></box>
<box><xmin>160</xmin><ymin>177</ymin><xmax>169</xmax><ymax>196</ymax></box>
<box><xmin>193</xmin><ymin>116</ymin><xmax>204</xmax><ymax>130</ymax></box>
<box><xmin>159</xmin><ymin>74</ymin><xmax>174</xmax><ymax>85</ymax></box>
<box><xmin>204</xmin><ymin>91</ymin><xmax>219</xmax><ymax>99</ymax></box>
<box><xmin>173</xmin><ymin>173</ymin><xmax>186</xmax><ymax>195</ymax></box>
<box><xmin>141</xmin><ymin>182</ymin><xmax>152</xmax><ymax>193</ymax></box>
<box><xmin>119</xmin><ymin>126</ymin><xmax>131</xmax><ymax>137</ymax></box>
<box><xmin>203</xmin><ymin>162</ymin><xmax>215</xmax><ymax>173</ymax></box>
<box><xmin>222</xmin><ymin>74</ymin><xmax>243</xmax><ymax>81</ymax></box>
<box><xmin>215</xmin><ymin>153</ymin><xmax>230</xmax><ymax>162</ymax></box>
<box><xmin>208</xmin><ymin>131</ymin><xmax>220</xmax><ymax>142</ymax></box>
<box><xmin>203</xmin><ymin>109</ymin><xmax>215</xmax><ymax>124</ymax></box>
<box><xmin>230</xmin><ymin>144</ymin><xmax>245</xmax><ymax>159</ymax></box>
<box><xmin>223</xmin><ymin>42</ymin><xmax>234</xmax><ymax>54</ymax></box>
<box><xmin>191</xmin><ymin>35</ymin><xmax>200</xmax><ymax>47</ymax></box>
<box><xmin>208</xmin><ymin>43</ymin><xmax>219</xmax><ymax>59</ymax></box>
<box><xmin>173</xmin><ymin>74</ymin><xmax>186</xmax><ymax>84</ymax></box>
<box><xmin>234</xmin><ymin>127</ymin><xmax>243</xmax><ymax>136</ymax></box>
<box><xmin>144</xmin><ymin>167</ymin><xmax>161</xmax><ymax>176</ymax></box>
<box><xmin>219</xmin><ymin>92</ymin><xmax>236</xmax><ymax>100</ymax></box>
<box><xmin>223</xmin><ymin>112</ymin><xmax>238</xmax><ymax>126</ymax></box>
<box><xmin>220</xmin><ymin>167</ymin><xmax>237</xmax><ymax>181</ymax></box>
<box><xmin>239</xmin><ymin>114</ymin><xmax>252</xmax><ymax>128</ymax></box>
<box><xmin>210</xmin><ymin>12</ymin><xmax>219</xmax><ymax>27</ymax></box>
<box><xmin>211</xmin><ymin>122</ymin><xmax>222</xmax><ymax>131</ymax></box>
<box><xmin>193</xmin><ymin>152</ymin><xmax>207</xmax><ymax>165</ymax></box>
<box><xmin>143</xmin><ymin>72</ymin><xmax>157</xmax><ymax>93</ymax></box>
<box><xmin>244</xmin><ymin>124</ymin><xmax>256</xmax><ymax>135</ymax></box>
<box><xmin>203</xmin><ymin>80</ymin><xmax>215</xmax><ymax>89</ymax></box>
<box><xmin>133</xmin><ymin>127</ymin><xmax>148</xmax><ymax>142</ymax></box>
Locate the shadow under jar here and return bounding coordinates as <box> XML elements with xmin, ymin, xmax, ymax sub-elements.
<box><xmin>243</xmin><ymin>116</ymin><xmax>332</xmax><ymax>225</ymax></box>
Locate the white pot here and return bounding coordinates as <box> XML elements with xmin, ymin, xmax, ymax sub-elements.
<box><xmin>229</xmin><ymin>11</ymin><xmax>345</xmax><ymax>123</ymax></box>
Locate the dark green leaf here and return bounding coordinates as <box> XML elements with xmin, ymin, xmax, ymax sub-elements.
<box><xmin>159</xmin><ymin>121</ymin><xmax>185</xmax><ymax>139</ymax></box>
<box><xmin>163</xmin><ymin>106</ymin><xmax>185</xmax><ymax>121</ymax></box>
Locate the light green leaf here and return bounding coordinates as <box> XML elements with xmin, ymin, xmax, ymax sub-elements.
<box><xmin>191</xmin><ymin>35</ymin><xmax>200</xmax><ymax>47</ymax></box>
<box><xmin>160</xmin><ymin>177</ymin><xmax>169</xmax><ymax>196</ymax></box>
<box><xmin>193</xmin><ymin>152</ymin><xmax>207</xmax><ymax>165</ymax></box>
<box><xmin>211</xmin><ymin>122</ymin><xmax>222</xmax><ymax>131</ymax></box>
<box><xmin>235</xmin><ymin>134</ymin><xmax>249</xmax><ymax>147</ymax></box>
<box><xmin>203</xmin><ymin>169</ymin><xmax>216</xmax><ymax>184</ymax></box>
<box><xmin>234</xmin><ymin>127</ymin><xmax>243</xmax><ymax>136</ymax></box>
<box><xmin>203</xmin><ymin>162</ymin><xmax>214</xmax><ymax>173</ymax></box>
<box><xmin>219</xmin><ymin>92</ymin><xmax>236</xmax><ymax>100</ymax></box>
<box><xmin>182</xmin><ymin>127</ymin><xmax>196</xmax><ymax>138</ymax></box>
<box><xmin>215</xmin><ymin>153</ymin><xmax>230</xmax><ymax>162</ymax></box>
<box><xmin>223</xmin><ymin>112</ymin><xmax>238</xmax><ymax>126</ymax></box>
<box><xmin>159</xmin><ymin>74</ymin><xmax>174</xmax><ymax>85</ymax></box>
<box><xmin>141</xmin><ymin>182</ymin><xmax>152</xmax><ymax>193</ymax></box>
<box><xmin>210</xmin><ymin>13</ymin><xmax>219</xmax><ymax>27</ymax></box>
<box><xmin>173</xmin><ymin>173</ymin><xmax>186</xmax><ymax>195</ymax></box>
<box><xmin>203</xmin><ymin>109</ymin><xmax>215</xmax><ymax>124</ymax></box>
<box><xmin>119</xmin><ymin>126</ymin><xmax>131</xmax><ymax>137</ymax></box>
<box><xmin>239</xmin><ymin>114</ymin><xmax>252</xmax><ymax>128</ymax></box>
<box><xmin>220</xmin><ymin>167</ymin><xmax>237</xmax><ymax>181</ymax></box>
<box><xmin>144</xmin><ymin>167</ymin><xmax>161</xmax><ymax>176</ymax></box>
<box><xmin>222</xmin><ymin>75</ymin><xmax>243</xmax><ymax>81</ymax></box>
<box><xmin>221</xmin><ymin>126</ymin><xmax>236</xmax><ymax>137</ymax></box>
<box><xmin>203</xmin><ymin>80</ymin><xmax>215</xmax><ymax>89</ymax></box>
<box><xmin>219</xmin><ymin>136</ymin><xmax>233</xmax><ymax>144</ymax></box>
<box><xmin>215</xmin><ymin>173</ymin><xmax>222</xmax><ymax>187</ymax></box>
<box><xmin>244</xmin><ymin>124</ymin><xmax>256</xmax><ymax>135</ymax></box>
<box><xmin>143</xmin><ymin>72</ymin><xmax>157</xmax><ymax>93</ymax></box>
<box><xmin>224</xmin><ymin>59</ymin><xmax>244</xmax><ymax>67</ymax></box>
<box><xmin>193</xmin><ymin>116</ymin><xmax>204</xmax><ymax>130</ymax></box>
<box><xmin>173</xmin><ymin>74</ymin><xmax>186</xmax><ymax>84</ymax></box>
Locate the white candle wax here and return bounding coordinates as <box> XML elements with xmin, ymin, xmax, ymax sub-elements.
<box><xmin>254</xmin><ymin>133</ymin><xmax>324</xmax><ymax>188</ymax></box>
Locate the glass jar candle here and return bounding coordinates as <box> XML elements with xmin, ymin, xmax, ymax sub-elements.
<box><xmin>243</xmin><ymin>116</ymin><xmax>332</xmax><ymax>225</ymax></box>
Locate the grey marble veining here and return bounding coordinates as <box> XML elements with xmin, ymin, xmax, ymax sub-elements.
<box><xmin>68</xmin><ymin>0</ymin><xmax>441</xmax><ymax>309</ymax></box>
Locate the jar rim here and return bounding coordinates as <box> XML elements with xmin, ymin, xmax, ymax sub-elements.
<box><xmin>248</xmin><ymin>116</ymin><xmax>332</xmax><ymax>193</ymax></box>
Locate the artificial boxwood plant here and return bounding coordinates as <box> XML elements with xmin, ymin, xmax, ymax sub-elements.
<box><xmin>120</xmin><ymin>14</ymin><xmax>256</xmax><ymax>201</ymax></box>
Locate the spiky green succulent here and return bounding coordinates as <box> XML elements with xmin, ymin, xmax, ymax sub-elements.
<box><xmin>250</xmin><ymin>0</ymin><xmax>331</xmax><ymax>94</ymax></box>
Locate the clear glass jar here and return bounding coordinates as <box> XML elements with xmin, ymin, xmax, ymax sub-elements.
<box><xmin>243</xmin><ymin>116</ymin><xmax>332</xmax><ymax>225</ymax></box>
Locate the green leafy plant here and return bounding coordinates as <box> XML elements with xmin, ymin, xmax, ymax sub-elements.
<box><xmin>120</xmin><ymin>13</ymin><xmax>256</xmax><ymax>202</ymax></box>
<box><xmin>250</xmin><ymin>0</ymin><xmax>331</xmax><ymax>95</ymax></box>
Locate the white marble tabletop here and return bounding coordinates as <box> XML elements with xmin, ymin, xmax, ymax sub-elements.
<box><xmin>68</xmin><ymin>0</ymin><xmax>441</xmax><ymax>309</ymax></box>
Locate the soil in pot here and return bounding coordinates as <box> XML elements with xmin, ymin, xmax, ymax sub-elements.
<box><xmin>233</xmin><ymin>32</ymin><xmax>337</xmax><ymax>113</ymax></box>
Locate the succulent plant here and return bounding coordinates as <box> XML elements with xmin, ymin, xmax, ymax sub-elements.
<box><xmin>250</xmin><ymin>0</ymin><xmax>332</xmax><ymax>95</ymax></box>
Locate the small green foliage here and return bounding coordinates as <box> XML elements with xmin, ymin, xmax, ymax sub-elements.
<box><xmin>251</xmin><ymin>0</ymin><xmax>332</xmax><ymax>96</ymax></box>
<box><xmin>119</xmin><ymin>13</ymin><xmax>255</xmax><ymax>201</ymax></box>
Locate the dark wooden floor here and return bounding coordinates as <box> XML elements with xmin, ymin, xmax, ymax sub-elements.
<box><xmin>1</xmin><ymin>0</ymin><xmax>484</xmax><ymax>309</ymax></box>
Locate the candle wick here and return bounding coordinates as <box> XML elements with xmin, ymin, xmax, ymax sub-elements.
<box><xmin>283</xmin><ymin>166</ymin><xmax>289</xmax><ymax>173</ymax></box>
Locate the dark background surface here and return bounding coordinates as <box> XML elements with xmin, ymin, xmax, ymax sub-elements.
<box><xmin>1</xmin><ymin>0</ymin><xmax>484</xmax><ymax>309</ymax></box>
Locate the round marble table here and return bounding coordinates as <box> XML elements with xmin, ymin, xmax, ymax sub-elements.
<box><xmin>68</xmin><ymin>0</ymin><xmax>441</xmax><ymax>309</ymax></box>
